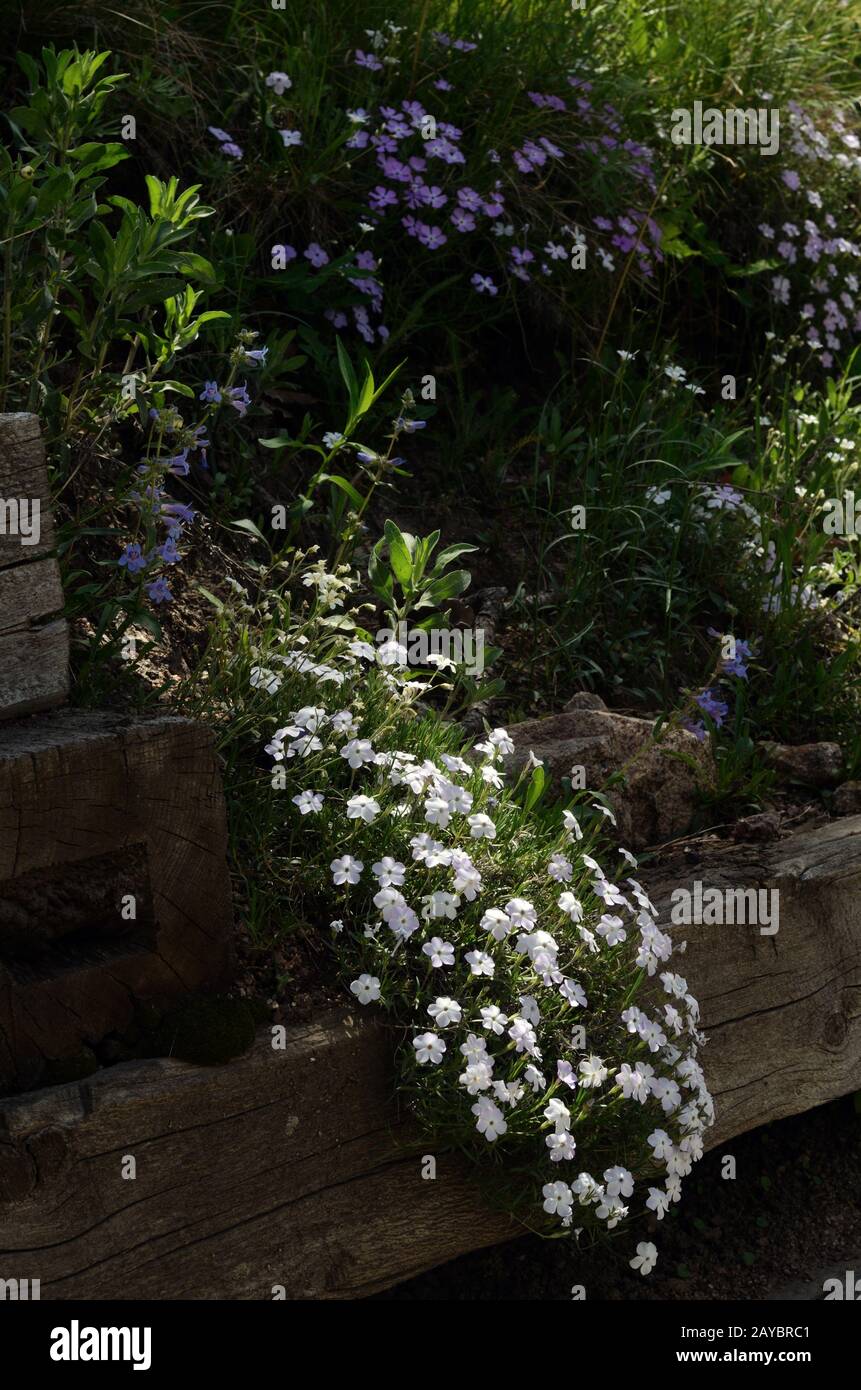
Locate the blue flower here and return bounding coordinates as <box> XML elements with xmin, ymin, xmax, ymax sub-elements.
<box><xmin>146</xmin><ymin>577</ymin><xmax>173</xmax><ymax>604</ymax></box>
<box><xmin>118</xmin><ymin>543</ymin><xmax>147</xmax><ymax>574</ymax></box>
<box><xmin>199</xmin><ymin>381</ymin><xmax>222</xmax><ymax>403</ymax></box>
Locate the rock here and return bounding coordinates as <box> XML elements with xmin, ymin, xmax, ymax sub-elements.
<box><xmin>834</xmin><ymin>781</ymin><xmax>861</xmax><ymax>816</ymax></box>
<box><xmin>563</xmin><ymin>691</ymin><xmax>607</xmax><ymax>711</ymax></box>
<box><xmin>503</xmin><ymin>708</ymin><xmax>713</xmax><ymax>849</ymax></box>
<box><xmin>731</xmin><ymin>811</ymin><xmax>782</xmax><ymax>842</ymax></box>
<box><xmin>760</xmin><ymin>741</ymin><xmax>843</xmax><ymax>788</ymax></box>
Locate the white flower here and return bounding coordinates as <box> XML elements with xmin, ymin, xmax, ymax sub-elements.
<box><xmin>558</xmin><ymin>890</ymin><xmax>583</xmax><ymax>922</ymax></box>
<box><xmin>505</xmin><ymin>897</ymin><xmax>537</xmax><ymax>928</ymax></box>
<box><xmin>424</xmin><ymin>795</ymin><xmax>452</xmax><ymax>828</ymax></box>
<box><xmin>617</xmin><ymin>349</ymin><xmax>637</xmax><ymax>361</ymax></box>
<box><xmin>471</xmin><ymin>1097</ymin><xmax>508</xmax><ymax>1140</ymax></box>
<box><xmin>250</xmin><ymin>665</ymin><xmax>281</xmax><ymax>694</ymax></box>
<box><xmin>646</xmin><ymin>1187</ymin><xmax>670</xmax><ymax>1219</ymax></box>
<box><xmin>468</xmin><ymin>812</ymin><xmax>496</xmax><ymax>839</ymax></box>
<box><xmin>441</xmin><ymin>782</ymin><xmax>473</xmax><ymax>813</ymax></box>
<box><xmin>480</xmin><ymin>908</ymin><xmax>512</xmax><ymax>941</ymax></box>
<box><xmin>597</xmin><ymin>913</ymin><xmax>627</xmax><ymax>946</ymax></box>
<box><xmin>543</xmin><ymin>1181</ymin><xmax>574</xmax><ymax>1217</ymax></box>
<box><xmin>559</xmin><ymin>978</ymin><xmax>587</xmax><ymax>1008</ymax></box>
<box><xmin>578</xmin><ymin>1055</ymin><xmax>608</xmax><ymax>1088</ymax></box>
<box><xmin>383</xmin><ymin>901</ymin><xmax>420</xmax><ymax>939</ymax></box>
<box><xmin>330</xmin><ymin>708</ymin><xmax>358</xmax><ymax>735</ymax></box>
<box><xmin>371</xmin><ymin>856</ymin><xmax>405</xmax><ymax>887</ymax></box>
<box><xmin>331</xmin><ymin>855</ymin><xmax>363</xmax><ymax>886</ymax></box>
<box><xmin>460</xmin><ymin>1033</ymin><xmax>489</xmax><ymax>1064</ymax></box>
<box><xmin>604</xmin><ymin>1166</ymin><xmax>634</xmax><ymax>1199</ymax></box>
<box><xmin>548</xmin><ymin>853</ymin><xmax>573</xmax><ymax>882</ymax></box>
<box><xmin>616</xmin><ymin>1061</ymin><xmax>654</xmax><ymax>1103</ymax></box>
<box><xmin>465</xmin><ymin>949</ymin><xmax>495</xmax><ymax>978</ymax></box>
<box><xmin>480</xmin><ymin>763</ymin><xmax>503</xmax><ymax>788</ymax></box>
<box><xmin>322</xmin><ymin>430</ymin><xmax>345</xmax><ymax>450</ymax></box>
<box><xmin>266</xmin><ymin>71</ymin><xmax>292</xmax><ymax>94</ymax></box>
<box><xmin>426</xmin><ymin>890</ymin><xmax>460</xmax><ymax>921</ymax></box>
<box><xmin>518</xmin><ymin>994</ymin><xmax>541</xmax><ymax>1025</ymax></box>
<box><xmin>562</xmin><ymin>809</ymin><xmax>583</xmax><ymax>840</ymax></box>
<box><xmin>459</xmin><ymin>1061</ymin><xmax>494</xmax><ymax>1093</ymax></box>
<box><xmin>508</xmin><ymin>1017</ymin><xmax>538</xmax><ymax>1055</ymax></box>
<box><xmin>663</xmin><ymin>364</ymin><xmax>686</xmax><ymax>382</ymax></box>
<box><xmin>346</xmin><ymin>794</ymin><xmax>381</xmax><ymax>823</ymax></box>
<box><xmin>422</xmin><ymin>936</ymin><xmax>454</xmax><ymax>968</ymax></box>
<box><xmin>556</xmin><ymin>1060</ymin><xmax>577</xmax><ymax>1090</ymax></box>
<box><xmin>330</xmin><ymin>918</ymin><xmax>344</xmax><ymax>934</ymax></box>
<box><xmin>630</xmin><ymin>1241</ymin><xmax>658</xmax><ymax>1276</ymax></box>
<box><xmin>648</xmin><ymin>1129</ymin><xmax>674</xmax><ymax>1165</ymax></box>
<box><xmin>488</xmin><ymin>727</ymin><xmax>515</xmax><ymax>755</ymax></box>
<box><xmin>428</xmin><ymin>996</ymin><xmax>462</xmax><ymax>1028</ymax></box>
<box><xmin>524</xmin><ymin>1064</ymin><xmax>547</xmax><ymax>1092</ymax></box>
<box><xmin>350</xmin><ymin>973</ymin><xmax>380</xmax><ymax>1004</ymax></box>
<box><xmin>340</xmin><ymin>737</ymin><xmax>375</xmax><ymax>768</ymax></box>
<box><xmin>347</xmin><ymin>640</ymin><xmax>376</xmax><ymax>662</ymax></box>
<box><xmin>544</xmin><ymin>1098</ymin><xmax>571</xmax><ymax>1129</ymax></box>
<box><xmin>546</xmin><ymin>1130</ymin><xmax>577</xmax><ymax>1162</ymax></box>
<box><xmin>413</xmin><ymin>1031</ymin><xmax>446</xmax><ymax>1065</ymax></box>
<box><xmin>479</xmin><ymin>1005</ymin><xmax>509</xmax><ymax>1034</ymax></box>
<box><xmin>292</xmin><ymin>790</ymin><xmax>324</xmax><ymax>814</ymax></box>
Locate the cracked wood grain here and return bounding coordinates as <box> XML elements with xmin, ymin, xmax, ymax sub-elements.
<box><xmin>0</xmin><ymin>817</ymin><xmax>858</xmax><ymax>1299</ymax></box>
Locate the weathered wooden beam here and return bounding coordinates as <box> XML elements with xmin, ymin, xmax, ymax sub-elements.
<box><xmin>0</xmin><ymin>816</ymin><xmax>858</xmax><ymax>1299</ymax></box>
<box><xmin>0</xmin><ymin>710</ymin><xmax>234</xmax><ymax>1091</ymax></box>
<box><xmin>0</xmin><ymin>414</ymin><xmax>68</xmax><ymax>719</ymax></box>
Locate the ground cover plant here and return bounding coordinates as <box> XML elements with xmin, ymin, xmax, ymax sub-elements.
<box><xmin>2</xmin><ymin>0</ymin><xmax>861</xmax><ymax>1296</ymax></box>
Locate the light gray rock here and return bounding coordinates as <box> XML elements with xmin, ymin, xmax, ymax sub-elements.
<box><xmin>504</xmin><ymin>707</ymin><xmax>713</xmax><ymax>849</ymax></box>
<box><xmin>834</xmin><ymin>781</ymin><xmax>861</xmax><ymax>816</ymax></box>
<box><xmin>760</xmin><ymin>740</ymin><xmax>843</xmax><ymax>788</ymax></box>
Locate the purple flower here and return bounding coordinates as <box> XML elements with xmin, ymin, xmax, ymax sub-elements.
<box><xmin>369</xmin><ymin>185</ymin><xmax>398</xmax><ymax>212</ymax></box>
<box><xmin>119</xmin><ymin>543</ymin><xmax>148</xmax><ymax>574</ymax></box>
<box><xmin>157</xmin><ymin>536</ymin><xmax>180</xmax><ymax>564</ymax></box>
<box><xmin>161</xmin><ymin>500</ymin><xmax>196</xmax><ymax>527</ymax></box>
<box><xmin>782</xmin><ymin>170</ymin><xmax>801</xmax><ymax>191</ymax></box>
<box><xmin>220</xmin><ymin>143</ymin><xmax>243</xmax><ymax>159</ymax></box>
<box><xmin>354</xmin><ymin>49</ymin><xmax>383</xmax><ymax>71</ymax></box>
<box><xmin>271</xmin><ymin>243</ymin><xmax>297</xmax><ymax>264</ymax></box>
<box><xmin>228</xmin><ymin>383</ymin><xmax>251</xmax><ymax>417</ymax></box>
<box><xmin>418</xmin><ymin>224</ymin><xmax>447</xmax><ymax>250</ymax></box>
<box><xmin>147</xmin><ymin>577</ymin><xmax>173</xmax><ymax>604</ymax></box>
<box><xmin>279</xmin><ymin>129</ymin><xmax>303</xmax><ymax>148</ymax></box>
<box><xmin>694</xmin><ymin>689</ymin><xmax>729</xmax><ymax>726</ymax></box>
<box><xmin>395</xmin><ymin>417</ymin><xmax>427</xmax><ymax>433</ymax></box>
<box><xmin>434</xmin><ymin>78</ymin><xmax>453</xmax><ymax>91</ymax></box>
<box><xmin>244</xmin><ymin>347</ymin><xmax>269</xmax><ymax>365</ymax></box>
<box><xmin>199</xmin><ymin>381</ymin><xmax>222</xmax><ymax>403</ymax></box>
<box><xmin>355</xmin><ymin>250</ymin><xmax>378</xmax><ymax>271</ymax></box>
<box><xmin>165</xmin><ymin>450</ymin><xmax>190</xmax><ymax>476</ymax></box>
<box><xmin>417</xmin><ymin>184</ymin><xmax>447</xmax><ymax>209</ymax></box>
<box><xmin>471</xmin><ymin>273</ymin><xmax>498</xmax><ymax>296</ymax></box>
<box><xmin>451</xmin><ymin>207</ymin><xmax>476</xmax><ymax>232</ymax></box>
<box><xmin>304</xmin><ymin>242</ymin><xmax>329</xmax><ymax>268</ymax></box>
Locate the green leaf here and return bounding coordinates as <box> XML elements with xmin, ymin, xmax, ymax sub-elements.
<box><xmin>523</xmin><ymin>764</ymin><xmax>546</xmax><ymax>812</ymax></box>
<box><xmin>67</xmin><ymin>142</ymin><xmax>130</xmax><ymax>174</ymax></box>
<box><xmin>383</xmin><ymin>519</ymin><xmax>414</xmax><ymax>587</ymax></box>
<box><xmin>231</xmin><ymin>518</ymin><xmax>269</xmax><ymax>545</ymax></box>
<box><xmin>319</xmin><ymin>473</ymin><xmax>364</xmax><ymax>508</ymax></box>
<box><xmin>419</xmin><ymin>569</ymin><xmax>471</xmax><ymax>608</ymax></box>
